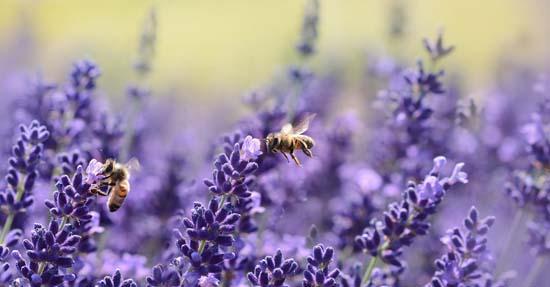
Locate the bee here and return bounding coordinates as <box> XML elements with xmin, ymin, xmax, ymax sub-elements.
<box><xmin>265</xmin><ymin>113</ymin><xmax>316</xmax><ymax>166</ymax></box>
<box><xmin>91</xmin><ymin>158</ymin><xmax>140</xmax><ymax>212</ymax></box>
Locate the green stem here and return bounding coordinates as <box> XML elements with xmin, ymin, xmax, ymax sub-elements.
<box><xmin>525</xmin><ymin>256</ymin><xmax>545</xmax><ymax>287</ymax></box>
<box><xmin>0</xmin><ymin>181</ymin><xmax>25</xmax><ymax>244</ymax></box>
<box><xmin>59</xmin><ymin>216</ymin><xmax>69</xmax><ymax>231</ymax></box>
<box><xmin>97</xmin><ymin>230</ymin><xmax>109</xmax><ymax>262</ymax></box>
<box><xmin>496</xmin><ymin>208</ymin><xmax>525</xmax><ymax>274</ymax></box>
<box><xmin>38</xmin><ymin>262</ymin><xmax>46</xmax><ymax>274</ymax></box>
<box><xmin>198</xmin><ymin>240</ymin><xmax>206</xmax><ymax>254</ymax></box>
<box><xmin>361</xmin><ymin>256</ymin><xmax>378</xmax><ymax>285</ymax></box>
<box><xmin>219</xmin><ymin>195</ymin><xmax>228</xmax><ymax>207</ymax></box>
<box><xmin>120</xmin><ymin>99</ymin><xmax>141</xmax><ymax>162</ymax></box>
<box><xmin>256</xmin><ymin>211</ymin><xmax>267</xmax><ymax>253</ymax></box>
<box><xmin>0</xmin><ymin>214</ymin><xmax>15</xmax><ymax>244</ymax></box>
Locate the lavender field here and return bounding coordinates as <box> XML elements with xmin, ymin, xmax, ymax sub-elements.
<box><xmin>0</xmin><ymin>1</ymin><xmax>549</xmax><ymax>286</ymax></box>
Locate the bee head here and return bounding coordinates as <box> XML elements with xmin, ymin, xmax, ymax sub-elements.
<box><xmin>102</xmin><ymin>159</ymin><xmax>115</xmax><ymax>175</ymax></box>
<box><xmin>265</xmin><ymin>134</ymin><xmax>279</xmax><ymax>152</ymax></box>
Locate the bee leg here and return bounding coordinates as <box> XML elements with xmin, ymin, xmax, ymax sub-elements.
<box><xmin>302</xmin><ymin>148</ymin><xmax>313</xmax><ymax>158</ymax></box>
<box><xmin>100</xmin><ymin>182</ymin><xmax>116</xmax><ymax>188</ymax></box>
<box><xmin>91</xmin><ymin>188</ymin><xmax>108</xmax><ymax>196</ymax></box>
<box><xmin>290</xmin><ymin>151</ymin><xmax>301</xmax><ymax>166</ymax></box>
<box><xmin>280</xmin><ymin>151</ymin><xmax>290</xmax><ymax>163</ymax></box>
<box><xmin>297</xmin><ymin>139</ymin><xmax>313</xmax><ymax>157</ymax></box>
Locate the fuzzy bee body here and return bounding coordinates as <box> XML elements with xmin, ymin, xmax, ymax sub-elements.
<box><xmin>265</xmin><ymin>114</ymin><xmax>316</xmax><ymax>166</ymax></box>
<box><xmin>107</xmin><ymin>177</ymin><xmax>130</xmax><ymax>212</ymax></box>
<box><xmin>91</xmin><ymin>158</ymin><xmax>139</xmax><ymax>212</ymax></box>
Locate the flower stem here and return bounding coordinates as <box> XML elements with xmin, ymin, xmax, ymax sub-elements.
<box><xmin>0</xmin><ymin>215</ymin><xmax>15</xmax><ymax>244</ymax></box>
<box><xmin>361</xmin><ymin>256</ymin><xmax>378</xmax><ymax>285</ymax></box>
<box><xmin>59</xmin><ymin>216</ymin><xmax>69</xmax><ymax>231</ymax></box>
<box><xmin>120</xmin><ymin>99</ymin><xmax>140</xmax><ymax>162</ymax></box>
<box><xmin>496</xmin><ymin>208</ymin><xmax>525</xmax><ymax>274</ymax></box>
<box><xmin>219</xmin><ymin>194</ymin><xmax>228</xmax><ymax>207</ymax></box>
<box><xmin>198</xmin><ymin>240</ymin><xmax>206</xmax><ymax>254</ymax></box>
<box><xmin>0</xmin><ymin>181</ymin><xmax>25</xmax><ymax>244</ymax></box>
<box><xmin>525</xmin><ymin>256</ymin><xmax>545</xmax><ymax>287</ymax></box>
<box><xmin>38</xmin><ymin>262</ymin><xmax>46</xmax><ymax>274</ymax></box>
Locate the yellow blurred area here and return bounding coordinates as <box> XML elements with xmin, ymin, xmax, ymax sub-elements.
<box><xmin>0</xmin><ymin>0</ymin><xmax>547</xmax><ymax>101</ymax></box>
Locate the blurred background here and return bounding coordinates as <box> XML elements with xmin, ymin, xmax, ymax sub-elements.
<box><xmin>0</xmin><ymin>1</ymin><xmax>549</xmax><ymax>285</ymax></box>
<box><xmin>0</xmin><ymin>0</ymin><xmax>548</xmax><ymax>108</ymax></box>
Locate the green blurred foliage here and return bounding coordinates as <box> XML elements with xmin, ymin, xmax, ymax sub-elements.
<box><xmin>0</xmin><ymin>0</ymin><xmax>548</xmax><ymax>102</ymax></box>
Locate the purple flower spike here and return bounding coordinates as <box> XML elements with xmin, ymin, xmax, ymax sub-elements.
<box><xmin>45</xmin><ymin>166</ymin><xmax>94</xmax><ymax>223</ymax></box>
<box><xmin>97</xmin><ymin>269</ymin><xmax>137</xmax><ymax>287</ymax></box>
<box><xmin>146</xmin><ymin>264</ymin><xmax>181</xmax><ymax>287</ymax></box>
<box><xmin>0</xmin><ymin>120</ymin><xmax>49</xmax><ymax>243</ymax></box>
<box><xmin>303</xmin><ymin>244</ymin><xmax>340</xmax><ymax>287</ymax></box>
<box><xmin>70</xmin><ymin>59</ymin><xmax>101</xmax><ymax>91</ymax></box>
<box><xmin>356</xmin><ymin>156</ymin><xmax>468</xmax><ymax>278</ymax></box>
<box><xmin>174</xmin><ymin>199</ymin><xmax>239</xmax><ymax>279</ymax></box>
<box><xmin>247</xmin><ymin>250</ymin><xmax>299</xmax><ymax>287</ymax></box>
<box><xmin>423</xmin><ymin>30</ymin><xmax>455</xmax><ymax>62</ymax></box>
<box><xmin>429</xmin><ymin>207</ymin><xmax>498</xmax><ymax>287</ymax></box>
<box><xmin>198</xmin><ymin>274</ymin><xmax>220</xmax><ymax>287</ymax></box>
<box><xmin>11</xmin><ymin>222</ymin><xmax>79</xmax><ymax>286</ymax></box>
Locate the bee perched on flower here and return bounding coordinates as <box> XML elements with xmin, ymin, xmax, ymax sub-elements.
<box><xmin>87</xmin><ymin>158</ymin><xmax>140</xmax><ymax>212</ymax></box>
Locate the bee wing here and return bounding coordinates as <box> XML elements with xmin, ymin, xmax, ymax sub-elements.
<box><xmin>280</xmin><ymin>123</ymin><xmax>293</xmax><ymax>134</ymax></box>
<box><xmin>291</xmin><ymin>113</ymin><xmax>316</xmax><ymax>135</ymax></box>
<box><xmin>125</xmin><ymin>157</ymin><xmax>142</xmax><ymax>173</ymax></box>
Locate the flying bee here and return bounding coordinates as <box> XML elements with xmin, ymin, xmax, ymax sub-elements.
<box><xmin>265</xmin><ymin>113</ymin><xmax>316</xmax><ymax>166</ymax></box>
<box><xmin>90</xmin><ymin>158</ymin><xmax>140</xmax><ymax>212</ymax></box>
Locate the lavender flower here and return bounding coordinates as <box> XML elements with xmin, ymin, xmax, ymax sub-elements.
<box><xmin>527</xmin><ymin>220</ymin><xmax>550</xmax><ymax>256</ymax></box>
<box><xmin>522</xmin><ymin>102</ymin><xmax>550</xmax><ymax>168</ymax></box>
<box><xmin>423</xmin><ymin>31</ymin><xmax>455</xmax><ymax>63</ymax></box>
<box><xmin>146</xmin><ymin>264</ymin><xmax>181</xmax><ymax>287</ymax></box>
<box><xmin>368</xmin><ymin>33</ymin><xmax>457</xmax><ymax>187</ymax></box>
<box><xmin>43</xmin><ymin>161</ymin><xmax>106</xmax><ymax>257</ymax></box>
<box><xmin>247</xmin><ymin>250</ymin><xmax>299</xmax><ymax>287</ymax></box>
<box><xmin>296</xmin><ymin>0</ymin><xmax>320</xmax><ymax>57</ymax></box>
<box><xmin>203</xmin><ymin>134</ymin><xmax>259</xmax><ymax>200</ymax></box>
<box><xmin>97</xmin><ymin>269</ymin><xmax>137</xmax><ymax>287</ymax></box>
<box><xmin>92</xmin><ymin>113</ymin><xmax>125</xmax><ymax>160</ymax></box>
<box><xmin>70</xmin><ymin>60</ymin><xmax>101</xmax><ymax>92</ymax></box>
<box><xmin>428</xmin><ymin>207</ymin><xmax>496</xmax><ymax>287</ymax></box>
<box><xmin>133</xmin><ymin>7</ymin><xmax>157</xmax><ymax>76</ymax></box>
<box><xmin>58</xmin><ymin>151</ymin><xmax>87</xmax><ymax>177</ymax></box>
<box><xmin>0</xmin><ymin>230</ymin><xmax>21</xmax><ymax>285</ymax></box>
<box><xmin>404</xmin><ymin>60</ymin><xmax>446</xmax><ymax>95</ymax></box>
<box><xmin>0</xmin><ymin>120</ymin><xmax>49</xmax><ymax>244</ymax></box>
<box><xmin>85</xmin><ymin>158</ymin><xmax>105</xmax><ymax>185</ymax></box>
<box><xmin>302</xmin><ymin>244</ymin><xmax>340</xmax><ymax>287</ymax></box>
<box><xmin>203</xmin><ymin>133</ymin><xmax>264</xmax><ymax>234</ymax></box>
<box><xmin>184</xmin><ymin>199</ymin><xmax>240</xmax><ymax>247</ymax></box>
<box><xmin>11</xmin><ymin>220</ymin><xmax>79</xmax><ymax>286</ymax></box>
<box><xmin>241</xmin><ymin>135</ymin><xmax>263</xmax><ymax>162</ymax></box>
<box><xmin>340</xmin><ymin>263</ymin><xmax>361</xmax><ymax>287</ymax></box>
<box><xmin>355</xmin><ymin>156</ymin><xmax>468</xmax><ymax>284</ymax></box>
<box><xmin>331</xmin><ymin>194</ymin><xmax>377</xmax><ymax>251</ymax></box>
<box><xmin>173</xmin><ymin>199</ymin><xmax>240</xmax><ymax>281</ymax></box>
<box><xmin>16</xmin><ymin>76</ymin><xmax>57</xmax><ymax>127</ymax></box>
<box><xmin>505</xmin><ymin>96</ymin><xmax>550</xmax><ymax>261</ymax></box>
<box><xmin>198</xmin><ymin>274</ymin><xmax>220</xmax><ymax>287</ymax></box>
<box><xmin>1</xmin><ymin>7</ymin><xmax>547</xmax><ymax>287</ymax></box>
<box><xmin>45</xmin><ymin>166</ymin><xmax>95</xmax><ymax>223</ymax></box>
